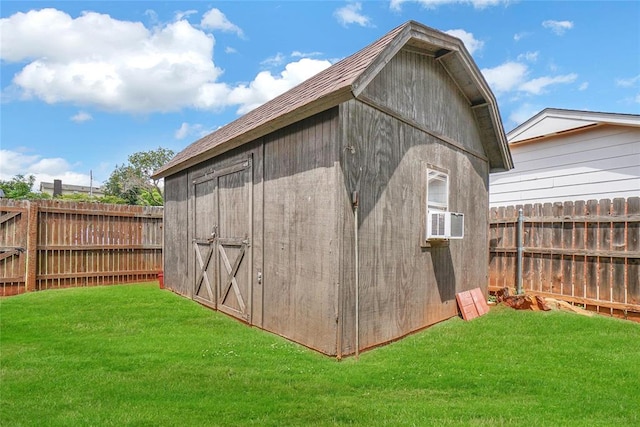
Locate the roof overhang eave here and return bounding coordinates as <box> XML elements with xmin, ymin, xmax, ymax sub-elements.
<box><xmin>435</xmin><ymin>46</ymin><xmax>513</xmax><ymax>172</ymax></box>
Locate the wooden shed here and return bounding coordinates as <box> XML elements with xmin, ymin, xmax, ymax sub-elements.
<box><xmin>153</xmin><ymin>21</ymin><xmax>513</xmax><ymax>357</ymax></box>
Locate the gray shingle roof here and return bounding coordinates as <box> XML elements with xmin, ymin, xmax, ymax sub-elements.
<box><xmin>154</xmin><ymin>21</ymin><xmax>511</xmax><ymax>178</ymax></box>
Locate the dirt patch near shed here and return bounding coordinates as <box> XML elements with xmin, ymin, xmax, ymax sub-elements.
<box><xmin>492</xmin><ymin>287</ymin><xmax>594</xmax><ymax>317</ymax></box>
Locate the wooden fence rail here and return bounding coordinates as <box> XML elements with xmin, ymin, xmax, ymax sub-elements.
<box><xmin>0</xmin><ymin>200</ymin><xmax>163</xmax><ymax>296</ymax></box>
<box><xmin>489</xmin><ymin>197</ymin><xmax>640</xmax><ymax>319</ymax></box>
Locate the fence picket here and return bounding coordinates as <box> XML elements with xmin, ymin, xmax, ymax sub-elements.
<box><xmin>628</xmin><ymin>198</ymin><xmax>640</xmax><ymax>305</ymax></box>
<box><xmin>490</xmin><ymin>197</ymin><xmax>640</xmax><ymax>317</ymax></box>
<box><xmin>0</xmin><ymin>200</ymin><xmax>163</xmax><ymax>295</ymax></box>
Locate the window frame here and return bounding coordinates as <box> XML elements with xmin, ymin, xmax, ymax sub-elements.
<box><xmin>422</xmin><ymin>165</ymin><xmax>454</xmax><ymax>246</ymax></box>
<box><xmin>426</xmin><ymin>167</ymin><xmax>449</xmax><ymax>213</ymax></box>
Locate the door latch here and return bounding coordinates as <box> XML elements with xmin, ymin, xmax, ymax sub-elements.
<box><xmin>208</xmin><ymin>225</ymin><xmax>218</xmax><ymax>243</ymax></box>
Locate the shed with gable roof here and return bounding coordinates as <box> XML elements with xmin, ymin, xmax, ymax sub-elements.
<box><xmin>153</xmin><ymin>20</ymin><xmax>512</xmax><ymax>356</ymax></box>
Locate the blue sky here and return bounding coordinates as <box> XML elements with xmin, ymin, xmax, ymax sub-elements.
<box><xmin>1</xmin><ymin>0</ymin><xmax>639</xmax><ymax>189</ymax></box>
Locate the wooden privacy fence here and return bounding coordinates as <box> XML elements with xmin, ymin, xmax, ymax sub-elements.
<box><xmin>0</xmin><ymin>200</ymin><xmax>163</xmax><ymax>296</ymax></box>
<box><xmin>489</xmin><ymin>197</ymin><xmax>640</xmax><ymax>318</ymax></box>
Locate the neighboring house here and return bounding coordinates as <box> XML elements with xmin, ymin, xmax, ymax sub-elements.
<box><xmin>40</xmin><ymin>180</ymin><xmax>105</xmax><ymax>198</ymax></box>
<box><xmin>490</xmin><ymin>108</ymin><xmax>640</xmax><ymax>207</ymax></box>
<box><xmin>153</xmin><ymin>21</ymin><xmax>512</xmax><ymax>357</ymax></box>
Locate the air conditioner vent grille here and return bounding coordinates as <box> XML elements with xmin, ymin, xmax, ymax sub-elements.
<box><xmin>427</xmin><ymin>211</ymin><xmax>464</xmax><ymax>240</ymax></box>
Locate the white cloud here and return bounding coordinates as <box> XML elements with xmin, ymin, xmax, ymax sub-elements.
<box><xmin>334</xmin><ymin>2</ymin><xmax>373</xmax><ymax>27</ymax></box>
<box><xmin>261</xmin><ymin>53</ymin><xmax>286</xmax><ymax>67</ymax></box>
<box><xmin>615</xmin><ymin>74</ymin><xmax>640</xmax><ymax>87</ymax></box>
<box><xmin>0</xmin><ymin>149</ymin><xmax>94</xmax><ymax>189</ymax></box>
<box><xmin>0</xmin><ymin>149</ymin><xmax>40</xmax><ymax>178</ymax></box>
<box><xmin>175</xmin><ymin>122</ymin><xmax>222</xmax><ymax>141</ymax></box>
<box><xmin>482</xmin><ymin>61</ymin><xmax>577</xmax><ymax>95</ymax></box>
<box><xmin>1</xmin><ymin>9</ymin><xmax>147</xmax><ymax>62</ymax></box>
<box><xmin>444</xmin><ymin>29</ymin><xmax>483</xmax><ymax>55</ymax></box>
<box><xmin>175</xmin><ymin>10</ymin><xmax>198</xmax><ymax>22</ymax></box>
<box><xmin>542</xmin><ymin>20</ymin><xmax>573</xmax><ymax>35</ymax></box>
<box><xmin>292</xmin><ymin>51</ymin><xmax>322</xmax><ymax>58</ymax></box>
<box><xmin>579</xmin><ymin>82</ymin><xmax>589</xmax><ymax>91</ymax></box>
<box><xmin>200</xmin><ymin>8</ymin><xmax>243</xmax><ymax>36</ymax></box>
<box><xmin>518</xmin><ymin>73</ymin><xmax>577</xmax><ymax>95</ymax></box>
<box><xmin>71</xmin><ymin>111</ymin><xmax>93</xmax><ymax>123</ymax></box>
<box><xmin>1</xmin><ymin>9</ymin><xmax>223</xmax><ymax>113</ymax></box>
<box><xmin>225</xmin><ymin>46</ymin><xmax>238</xmax><ymax>54</ymax></box>
<box><xmin>0</xmin><ymin>8</ymin><xmax>330</xmax><ymax>116</ymax></box>
<box><xmin>517</xmin><ymin>51</ymin><xmax>539</xmax><ymax>62</ymax></box>
<box><xmin>513</xmin><ymin>32</ymin><xmax>531</xmax><ymax>42</ymax></box>
<box><xmin>175</xmin><ymin>122</ymin><xmax>211</xmax><ymax>140</ymax></box>
<box><xmin>144</xmin><ymin>9</ymin><xmax>159</xmax><ymax>25</ymax></box>
<box><xmin>29</xmin><ymin>157</ymin><xmax>71</xmax><ymax>174</ymax></box>
<box><xmin>391</xmin><ymin>0</ymin><xmax>508</xmax><ymax>11</ymax></box>
<box><xmin>227</xmin><ymin>58</ymin><xmax>332</xmax><ymax>114</ymax></box>
<box><xmin>175</xmin><ymin>123</ymin><xmax>191</xmax><ymax>140</ymax></box>
<box><xmin>482</xmin><ymin>61</ymin><xmax>528</xmax><ymax>93</ymax></box>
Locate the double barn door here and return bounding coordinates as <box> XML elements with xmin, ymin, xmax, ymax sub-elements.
<box><xmin>193</xmin><ymin>157</ymin><xmax>253</xmax><ymax>323</ymax></box>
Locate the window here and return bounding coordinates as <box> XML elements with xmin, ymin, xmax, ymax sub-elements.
<box><xmin>424</xmin><ymin>167</ymin><xmax>464</xmax><ymax>241</ymax></box>
<box><xmin>427</xmin><ymin>169</ymin><xmax>448</xmax><ymax>212</ymax></box>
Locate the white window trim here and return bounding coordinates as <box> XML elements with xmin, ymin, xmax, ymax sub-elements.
<box><xmin>426</xmin><ymin>168</ymin><xmax>449</xmax><ymax>213</ymax></box>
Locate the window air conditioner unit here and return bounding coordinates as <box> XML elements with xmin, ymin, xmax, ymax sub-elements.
<box><xmin>427</xmin><ymin>211</ymin><xmax>464</xmax><ymax>240</ymax></box>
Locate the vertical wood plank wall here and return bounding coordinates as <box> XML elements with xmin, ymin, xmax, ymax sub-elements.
<box><xmin>340</xmin><ymin>99</ymin><xmax>489</xmax><ymax>353</ymax></box>
<box><xmin>163</xmin><ymin>170</ymin><xmax>190</xmax><ymax>297</ymax></box>
<box><xmin>262</xmin><ymin>109</ymin><xmax>340</xmax><ymax>355</ymax></box>
<box><xmin>163</xmin><ymin>111</ymin><xmax>340</xmax><ymax>355</ymax></box>
<box><xmin>0</xmin><ymin>200</ymin><xmax>163</xmax><ymax>296</ymax></box>
<box><xmin>159</xmin><ymin>47</ymin><xmax>502</xmax><ymax>356</ymax></box>
<box><xmin>181</xmin><ymin>142</ymin><xmax>264</xmax><ymax>318</ymax></box>
<box><xmin>338</xmin><ymin>47</ymin><xmax>491</xmax><ymax>353</ymax></box>
<box><xmin>489</xmin><ymin>197</ymin><xmax>640</xmax><ymax>318</ymax></box>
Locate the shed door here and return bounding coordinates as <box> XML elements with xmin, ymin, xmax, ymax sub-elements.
<box><xmin>215</xmin><ymin>158</ymin><xmax>253</xmax><ymax>323</ymax></box>
<box><xmin>193</xmin><ymin>178</ymin><xmax>217</xmax><ymax>309</ymax></box>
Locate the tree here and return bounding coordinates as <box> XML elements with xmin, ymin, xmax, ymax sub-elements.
<box><xmin>0</xmin><ymin>174</ymin><xmax>48</xmax><ymax>199</ymax></box>
<box><xmin>56</xmin><ymin>193</ymin><xmax>127</xmax><ymax>204</ymax></box>
<box><xmin>104</xmin><ymin>147</ymin><xmax>174</xmax><ymax>206</ymax></box>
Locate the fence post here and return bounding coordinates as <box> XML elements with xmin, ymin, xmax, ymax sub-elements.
<box><xmin>24</xmin><ymin>201</ymin><xmax>39</xmax><ymax>292</ymax></box>
<box><xmin>516</xmin><ymin>208</ymin><xmax>524</xmax><ymax>295</ymax></box>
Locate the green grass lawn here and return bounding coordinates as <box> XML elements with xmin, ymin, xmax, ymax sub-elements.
<box><xmin>1</xmin><ymin>283</ymin><xmax>639</xmax><ymax>426</ymax></box>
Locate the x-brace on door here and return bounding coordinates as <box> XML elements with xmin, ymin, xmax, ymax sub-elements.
<box><xmin>192</xmin><ymin>157</ymin><xmax>253</xmax><ymax>322</ymax></box>
<box><xmin>193</xmin><ymin>175</ymin><xmax>217</xmax><ymax>309</ymax></box>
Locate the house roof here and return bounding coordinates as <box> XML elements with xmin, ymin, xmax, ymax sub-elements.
<box><xmin>153</xmin><ymin>20</ymin><xmax>512</xmax><ymax>178</ymax></box>
<box><xmin>39</xmin><ymin>181</ymin><xmax>104</xmax><ymax>194</ymax></box>
<box><xmin>508</xmin><ymin>108</ymin><xmax>640</xmax><ymax>144</ymax></box>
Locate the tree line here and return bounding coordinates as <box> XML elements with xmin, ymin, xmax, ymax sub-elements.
<box><xmin>0</xmin><ymin>148</ymin><xmax>174</xmax><ymax>206</ymax></box>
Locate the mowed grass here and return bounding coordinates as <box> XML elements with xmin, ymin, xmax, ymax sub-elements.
<box><xmin>1</xmin><ymin>283</ymin><xmax>639</xmax><ymax>426</ymax></box>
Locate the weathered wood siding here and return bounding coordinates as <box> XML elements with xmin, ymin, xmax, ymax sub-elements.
<box><xmin>161</xmin><ymin>48</ymin><xmax>495</xmax><ymax>356</ymax></box>
<box><xmin>163</xmin><ymin>142</ymin><xmax>263</xmax><ymax>312</ymax></box>
<box><xmin>360</xmin><ymin>49</ymin><xmax>486</xmax><ymax>158</ymax></box>
<box><xmin>162</xmin><ymin>110</ymin><xmax>340</xmax><ymax>354</ymax></box>
<box><xmin>187</xmin><ymin>143</ymin><xmax>263</xmax><ymax>321</ymax></box>
<box><xmin>490</xmin><ymin>125</ymin><xmax>640</xmax><ymax>206</ymax></box>
<box><xmin>163</xmin><ymin>171</ymin><xmax>190</xmax><ymax>296</ymax></box>
<box><xmin>262</xmin><ymin>109</ymin><xmax>340</xmax><ymax>355</ymax></box>
<box><xmin>339</xmin><ymin>48</ymin><xmax>490</xmax><ymax>352</ymax></box>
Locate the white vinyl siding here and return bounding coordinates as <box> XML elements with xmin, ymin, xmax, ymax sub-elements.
<box><xmin>490</xmin><ymin>125</ymin><xmax>640</xmax><ymax>206</ymax></box>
